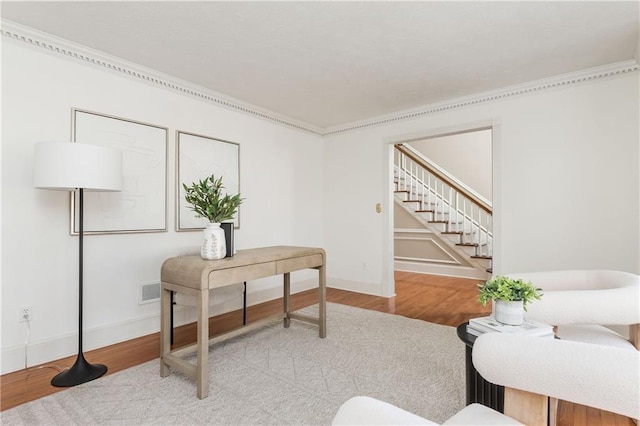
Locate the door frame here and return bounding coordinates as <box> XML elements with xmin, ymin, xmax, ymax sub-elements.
<box><xmin>382</xmin><ymin>119</ymin><xmax>501</xmax><ymax>297</ymax></box>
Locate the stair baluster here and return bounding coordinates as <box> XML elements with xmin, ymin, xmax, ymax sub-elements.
<box><xmin>394</xmin><ymin>144</ymin><xmax>492</xmax><ymax>275</ymax></box>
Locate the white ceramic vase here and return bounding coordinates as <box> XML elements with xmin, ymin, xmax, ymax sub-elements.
<box><xmin>494</xmin><ymin>300</ymin><xmax>524</xmax><ymax>325</ymax></box>
<box><xmin>201</xmin><ymin>222</ymin><xmax>226</xmax><ymax>260</ymax></box>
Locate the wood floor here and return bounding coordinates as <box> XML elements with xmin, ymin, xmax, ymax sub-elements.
<box><xmin>1</xmin><ymin>271</ymin><xmax>633</xmax><ymax>425</ymax></box>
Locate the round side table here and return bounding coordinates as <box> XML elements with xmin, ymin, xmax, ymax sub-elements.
<box><xmin>456</xmin><ymin>322</ymin><xmax>504</xmax><ymax>412</ymax></box>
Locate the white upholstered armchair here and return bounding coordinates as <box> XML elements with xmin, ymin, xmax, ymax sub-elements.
<box><xmin>473</xmin><ymin>332</ymin><xmax>639</xmax><ymax>425</ymax></box>
<box><xmin>333</xmin><ymin>270</ymin><xmax>640</xmax><ymax>425</ymax></box>
<box><xmin>333</xmin><ymin>332</ymin><xmax>640</xmax><ymax>425</ymax></box>
<box><xmin>507</xmin><ymin>269</ymin><xmax>640</xmax><ymax>349</ymax></box>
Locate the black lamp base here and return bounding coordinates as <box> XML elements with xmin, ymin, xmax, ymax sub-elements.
<box><xmin>51</xmin><ymin>353</ymin><xmax>107</xmax><ymax>387</ymax></box>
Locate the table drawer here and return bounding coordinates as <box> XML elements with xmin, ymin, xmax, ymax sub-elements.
<box><xmin>209</xmin><ymin>262</ymin><xmax>276</xmax><ymax>288</ymax></box>
<box><xmin>276</xmin><ymin>254</ymin><xmax>324</xmax><ymax>274</ymax></box>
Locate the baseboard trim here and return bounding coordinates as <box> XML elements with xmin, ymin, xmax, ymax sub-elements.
<box><xmin>327</xmin><ymin>278</ymin><xmax>388</xmax><ymax>297</ymax></box>
<box><xmin>1</xmin><ymin>313</ymin><xmax>162</xmax><ymax>375</ymax></box>
<box><xmin>0</xmin><ymin>278</ymin><xmax>320</xmax><ymax>375</ymax></box>
<box><xmin>395</xmin><ymin>260</ymin><xmax>488</xmax><ymax>280</ymax></box>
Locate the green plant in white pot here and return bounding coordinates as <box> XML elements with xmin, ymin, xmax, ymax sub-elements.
<box><xmin>183</xmin><ymin>174</ymin><xmax>243</xmax><ymax>260</ymax></box>
<box><xmin>477</xmin><ymin>276</ymin><xmax>542</xmax><ymax>325</ymax></box>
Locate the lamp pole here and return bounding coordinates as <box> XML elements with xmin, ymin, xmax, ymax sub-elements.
<box><xmin>51</xmin><ymin>188</ymin><xmax>107</xmax><ymax>386</ymax></box>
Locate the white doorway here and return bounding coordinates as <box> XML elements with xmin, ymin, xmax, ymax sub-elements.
<box><xmin>385</xmin><ymin>125</ymin><xmax>495</xmax><ymax>296</ymax></box>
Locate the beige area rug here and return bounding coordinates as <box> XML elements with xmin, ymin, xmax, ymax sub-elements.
<box><xmin>2</xmin><ymin>303</ymin><xmax>466</xmax><ymax>425</ymax></box>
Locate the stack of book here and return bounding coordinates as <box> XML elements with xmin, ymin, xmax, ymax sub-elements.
<box><xmin>466</xmin><ymin>316</ymin><xmax>554</xmax><ymax>339</ymax></box>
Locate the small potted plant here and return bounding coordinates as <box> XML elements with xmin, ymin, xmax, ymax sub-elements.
<box><xmin>183</xmin><ymin>174</ymin><xmax>243</xmax><ymax>260</ymax></box>
<box><xmin>477</xmin><ymin>276</ymin><xmax>542</xmax><ymax>325</ymax></box>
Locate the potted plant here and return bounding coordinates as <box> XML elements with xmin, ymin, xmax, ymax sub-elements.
<box><xmin>477</xmin><ymin>276</ymin><xmax>542</xmax><ymax>325</ymax></box>
<box><xmin>183</xmin><ymin>174</ymin><xmax>243</xmax><ymax>260</ymax></box>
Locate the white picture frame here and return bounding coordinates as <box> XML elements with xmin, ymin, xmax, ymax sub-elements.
<box><xmin>176</xmin><ymin>131</ymin><xmax>240</xmax><ymax>231</ymax></box>
<box><xmin>71</xmin><ymin>109</ymin><xmax>168</xmax><ymax>234</ymax></box>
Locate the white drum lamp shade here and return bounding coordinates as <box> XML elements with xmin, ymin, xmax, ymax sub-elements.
<box><xmin>33</xmin><ymin>142</ymin><xmax>123</xmax><ymax>191</ymax></box>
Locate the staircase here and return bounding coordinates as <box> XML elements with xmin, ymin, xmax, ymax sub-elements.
<box><xmin>394</xmin><ymin>144</ymin><xmax>493</xmax><ymax>277</ymax></box>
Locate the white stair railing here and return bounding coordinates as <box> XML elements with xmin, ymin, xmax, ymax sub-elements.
<box><xmin>394</xmin><ymin>144</ymin><xmax>493</xmax><ymax>259</ymax></box>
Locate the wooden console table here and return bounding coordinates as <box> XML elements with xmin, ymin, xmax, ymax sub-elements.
<box><xmin>159</xmin><ymin>246</ymin><xmax>327</xmax><ymax>399</ymax></box>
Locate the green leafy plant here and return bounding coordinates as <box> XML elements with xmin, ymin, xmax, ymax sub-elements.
<box><xmin>183</xmin><ymin>174</ymin><xmax>243</xmax><ymax>223</ymax></box>
<box><xmin>477</xmin><ymin>276</ymin><xmax>542</xmax><ymax>310</ymax></box>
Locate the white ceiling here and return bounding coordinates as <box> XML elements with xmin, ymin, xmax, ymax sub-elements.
<box><xmin>2</xmin><ymin>1</ymin><xmax>638</xmax><ymax>130</ymax></box>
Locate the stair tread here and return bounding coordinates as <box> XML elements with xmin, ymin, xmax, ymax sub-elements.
<box><xmin>442</xmin><ymin>231</ymin><xmax>463</xmax><ymax>235</ymax></box>
<box><xmin>429</xmin><ymin>220</ymin><xmax>448</xmax><ymax>224</ymax></box>
<box><xmin>456</xmin><ymin>243</ymin><xmax>478</xmax><ymax>247</ymax></box>
<box><xmin>415</xmin><ymin>209</ymin><xmax>434</xmax><ymax>213</ymax></box>
<box><xmin>403</xmin><ymin>199</ymin><xmax>421</xmax><ymax>203</ymax></box>
<box><xmin>471</xmin><ymin>255</ymin><xmax>493</xmax><ymax>259</ymax></box>
<box><xmin>394</xmin><ymin>190</ymin><xmax>409</xmax><ymax>193</ymax></box>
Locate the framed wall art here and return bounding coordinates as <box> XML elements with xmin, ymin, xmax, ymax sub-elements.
<box><xmin>176</xmin><ymin>131</ymin><xmax>240</xmax><ymax>231</ymax></box>
<box><xmin>71</xmin><ymin>108</ymin><xmax>168</xmax><ymax>234</ymax></box>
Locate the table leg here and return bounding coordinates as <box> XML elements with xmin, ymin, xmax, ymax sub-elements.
<box><xmin>160</xmin><ymin>285</ymin><xmax>171</xmax><ymax>377</ymax></box>
<box><xmin>170</xmin><ymin>291</ymin><xmax>175</xmax><ymax>345</ymax></box>
<box><xmin>464</xmin><ymin>344</ymin><xmax>473</xmax><ymax>405</ymax></box>
<box><xmin>283</xmin><ymin>272</ymin><xmax>291</xmax><ymax>328</ymax></box>
<box><xmin>243</xmin><ymin>281</ymin><xmax>247</xmax><ymax>325</ymax></box>
<box><xmin>319</xmin><ymin>263</ymin><xmax>327</xmax><ymax>338</ymax></box>
<box><xmin>196</xmin><ymin>289</ymin><xmax>210</xmax><ymax>399</ymax></box>
<box><xmin>549</xmin><ymin>397</ymin><xmax>558</xmax><ymax>426</ymax></box>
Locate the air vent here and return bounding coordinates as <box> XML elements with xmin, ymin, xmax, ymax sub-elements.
<box><xmin>140</xmin><ymin>281</ymin><xmax>160</xmax><ymax>304</ymax></box>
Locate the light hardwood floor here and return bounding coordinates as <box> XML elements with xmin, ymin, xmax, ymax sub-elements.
<box><xmin>1</xmin><ymin>271</ymin><xmax>633</xmax><ymax>425</ymax></box>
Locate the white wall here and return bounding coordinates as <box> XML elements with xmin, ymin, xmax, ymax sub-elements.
<box><xmin>2</xmin><ymin>30</ymin><xmax>639</xmax><ymax>375</ymax></box>
<box><xmin>323</xmin><ymin>72</ymin><xmax>639</xmax><ymax>297</ymax></box>
<box><xmin>1</xmin><ymin>40</ymin><xmax>324</xmax><ymax>373</ymax></box>
<box><xmin>408</xmin><ymin>129</ymin><xmax>493</xmax><ymax>201</ymax></box>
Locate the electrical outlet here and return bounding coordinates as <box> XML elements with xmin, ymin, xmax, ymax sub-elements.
<box><xmin>19</xmin><ymin>306</ymin><xmax>32</xmax><ymax>322</ymax></box>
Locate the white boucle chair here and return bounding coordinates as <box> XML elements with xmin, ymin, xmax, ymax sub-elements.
<box><xmin>506</xmin><ymin>270</ymin><xmax>640</xmax><ymax>349</ymax></box>
<box><xmin>332</xmin><ymin>397</ymin><xmax>522</xmax><ymax>425</ymax></box>
<box><xmin>332</xmin><ymin>333</ymin><xmax>640</xmax><ymax>426</ymax></box>
<box><xmin>473</xmin><ymin>333</ymin><xmax>640</xmax><ymax>425</ymax></box>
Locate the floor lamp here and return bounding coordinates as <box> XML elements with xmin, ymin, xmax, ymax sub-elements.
<box><xmin>33</xmin><ymin>142</ymin><xmax>123</xmax><ymax>387</ymax></box>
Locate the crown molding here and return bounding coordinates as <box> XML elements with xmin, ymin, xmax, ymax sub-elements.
<box><xmin>322</xmin><ymin>60</ymin><xmax>640</xmax><ymax>136</ymax></box>
<box><xmin>3</xmin><ymin>19</ymin><xmax>638</xmax><ymax>138</ymax></box>
<box><xmin>0</xmin><ymin>19</ymin><xmax>324</xmax><ymax>135</ymax></box>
